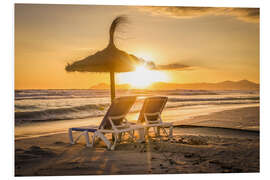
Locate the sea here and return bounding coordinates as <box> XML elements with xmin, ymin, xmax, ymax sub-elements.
<box><xmin>15</xmin><ymin>89</ymin><xmax>259</xmax><ymax>125</ymax></box>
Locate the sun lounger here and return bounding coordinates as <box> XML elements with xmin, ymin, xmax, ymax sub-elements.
<box><xmin>137</xmin><ymin>96</ymin><xmax>173</xmax><ymax>139</ymax></box>
<box><xmin>68</xmin><ymin>96</ymin><xmax>141</xmax><ymax>150</ymax></box>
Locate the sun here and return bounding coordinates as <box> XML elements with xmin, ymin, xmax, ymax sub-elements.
<box><xmin>117</xmin><ymin>65</ymin><xmax>169</xmax><ymax>88</ymax></box>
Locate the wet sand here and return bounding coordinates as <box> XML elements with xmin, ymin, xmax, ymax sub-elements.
<box><xmin>15</xmin><ymin>106</ymin><xmax>259</xmax><ymax>176</ymax></box>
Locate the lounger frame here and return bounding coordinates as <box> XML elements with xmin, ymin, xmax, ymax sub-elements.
<box><xmin>144</xmin><ymin>112</ymin><xmax>173</xmax><ymax>139</ymax></box>
<box><xmin>68</xmin><ymin>115</ymin><xmax>142</xmax><ymax>150</ymax></box>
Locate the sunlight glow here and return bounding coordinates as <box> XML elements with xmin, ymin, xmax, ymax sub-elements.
<box><xmin>117</xmin><ymin>65</ymin><xmax>169</xmax><ymax>88</ymax></box>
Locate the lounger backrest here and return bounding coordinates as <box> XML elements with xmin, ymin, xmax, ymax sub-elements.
<box><xmin>137</xmin><ymin>96</ymin><xmax>168</xmax><ymax>124</ymax></box>
<box><xmin>99</xmin><ymin>96</ymin><xmax>136</xmax><ymax>130</ymax></box>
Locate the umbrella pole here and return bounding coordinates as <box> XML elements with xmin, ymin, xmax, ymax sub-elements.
<box><xmin>110</xmin><ymin>71</ymin><xmax>116</xmax><ymax>103</ymax></box>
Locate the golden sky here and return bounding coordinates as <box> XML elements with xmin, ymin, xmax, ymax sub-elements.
<box><xmin>15</xmin><ymin>4</ymin><xmax>259</xmax><ymax>89</ymax></box>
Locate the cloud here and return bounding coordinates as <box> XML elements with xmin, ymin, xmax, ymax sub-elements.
<box><xmin>139</xmin><ymin>6</ymin><xmax>259</xmax><ymax>23</ymax></box>
<box><xmin>139</xmin><ymin>57</ymin><xmax>191</xmax><ymax>71</ymax></box>
<box><xmin>153</xmin><ymin>63</ymin><xmax>191</xmax><ymax>71</ymax></box>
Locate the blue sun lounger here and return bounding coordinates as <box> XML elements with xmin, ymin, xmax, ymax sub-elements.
<box><xmin>69</xmin><ymin>96</ymin><xmax>142</xmax><ymax>150</ymax></box>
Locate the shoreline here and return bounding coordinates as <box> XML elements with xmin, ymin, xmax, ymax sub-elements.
<box><xmin>15</xmin><ymin>104</ymin><xmax>259</xmax><ymax>140</ymax></box>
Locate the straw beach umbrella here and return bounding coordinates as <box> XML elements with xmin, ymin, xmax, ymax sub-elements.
<box><xmin>66</xmin><ymin>16</ymin><xmax>152</xmax><ymax>102</ymax></box>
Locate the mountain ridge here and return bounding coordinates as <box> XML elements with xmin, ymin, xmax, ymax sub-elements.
<box><xmin>90</xmin><ymin>80</ymin><xmax>259</xmax><ymax>90</ymax></box>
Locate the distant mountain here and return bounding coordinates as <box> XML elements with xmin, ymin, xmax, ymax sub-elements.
<box><xmin>214</xmin><ymin>80</ymin><xmax>259</xmax><ymax>90</ymax></box>
<box><xmin>90</xmin><ymin>80</ymin><xmax>259</xmax><ymax>90</ymax></box>
<box><xmin>149</xmin><ymin>80</ymin><xmax>259</xmax><ymax>90</ymax></box>
<box><xmin>90</xmin><ymin>83</ymin><xmax>109</xmax><ymax>89</ymax></box>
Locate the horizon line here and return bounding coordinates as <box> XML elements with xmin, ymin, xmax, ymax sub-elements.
<box><xmin>15</xmin><ymin>79</ymin><xmax>260</xmax><ymax>90</ymax></box>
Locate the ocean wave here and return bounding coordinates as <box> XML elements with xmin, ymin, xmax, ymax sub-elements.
<box><xmin>15</xmin><ymin>89</ymin><xmax>110</xmax><ymax>100</ymax></box>
<box><xmin>165</xmin><ymin>90</ymin><xmax>218</xmax><ymax>96</ymax></box>
<box><xmin>15</xmin><ymin>100</ymin><xmax>259</xmax><ymax>123</ymax></box>
<box><xmin>14</xmin><ymin>89</ymin><xmax>260</xmax><ymax>123</ymax></box>
<box><xmin>165</xmin><ymin>101</ymin><xmax>259</xmax><ymax>109</ymax></box>
<box><xmin>15</xmin><ymin>104</ymin><xmax>38</xmax><ymax>110</ymax></box>
<box><xmin>168</xmin><ymin>96</ymin><xmax>259</xmax><ymax>102</ymax></box>
<box><xmin>15</xmin><ymin>103</ymin><xmax>109</xmax><ymax>122</ymax></box>
<box><xmin>15</xmin><ymin>96</ymin><xmax>99</xmax><ymax>101</ymax></box>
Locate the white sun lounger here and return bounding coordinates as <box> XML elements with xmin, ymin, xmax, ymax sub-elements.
<box><xmin>137</xmin><ymin>96</ymin><xmax>173</xmax><ymax>139</ymax></box>
<box><xmin>68</xmin><ymin>96</ymin><xmax>141</xmax><ymax>150</ymax></box>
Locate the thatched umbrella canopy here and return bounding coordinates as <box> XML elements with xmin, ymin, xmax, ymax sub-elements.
<box><xmin>66</xmin><ymin>16</ymin><xmax>152</xmax><ymax>102</ymax></box>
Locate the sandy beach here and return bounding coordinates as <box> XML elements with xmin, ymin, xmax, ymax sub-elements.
<box><xmin>15</xmin><ymin>106</ymin><xmax>259</xmax><ymax>176</ymax></box>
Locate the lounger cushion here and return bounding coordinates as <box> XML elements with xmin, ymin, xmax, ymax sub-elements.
<box><xmin>100</xmin><ymin>96</ymin><xmax>137</xmax><ymax>129</ymax></box>
<box><xmin>137</xmin><ymin>97</ymin><xmax>168</xmax><ymax>124</ymax></box>
<box><xmin>111</xmin><ymin>117</ymin><xmax>125</xmax><ymax>126</ymax></box>
<box><xmin>145</xmin><ymin>114</ymin><xmax>160</xmax><ymax>124</ymax></box>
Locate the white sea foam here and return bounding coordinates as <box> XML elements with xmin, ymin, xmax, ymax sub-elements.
<box><xmin>14</xmin><ymin>89</ymin><xmax>259</xmax><ymax>123</ymax></box>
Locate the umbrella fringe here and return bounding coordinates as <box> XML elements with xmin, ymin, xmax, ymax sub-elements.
<box><xmin>109</xmin><ymin>15</ymin><xmax>128</xmax><ymax>47</ymax></box>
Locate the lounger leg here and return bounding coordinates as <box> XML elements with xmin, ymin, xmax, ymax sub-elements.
<box><xmin>137</xmin><ymin>128</ymin><xmax>145</xmax><ymax>142</ymax></box>
<box><xmin>68</xmin><ymin>128</ymin><xmax>75</xmax><ymax>144</ymax></box>
<box><xmin>118</xmin><ymin>133</ymin><xmax>122</xmax><ymax>142</ymax></box>
<box><xmin>84</xmin><ymin>131</ymin><xmax>92</xmax><ymax>147</ymax></box>
<box><xmin>95</xmin><ymin>131</ymin><xmax>111</xmax><ymax>150</ymax></box>
<box><xmin>161</xmin><ymin>127</ymin><xmax>168</xmax><ymax>137</ymax></box>
<box><xmin>153</xmin><ymin>127</ymin><xmax>157</xmax><ymax>137</ymax></box>
<box><xmin>92</xmin><ymin>133</ymin><xmax>96</xmax><ymax>147</ymax></box>
<box><xmin>94</xmin><ymin>134</ymin><xmax>100</xmax><ymax>145</ymax></box>
<box><xmin>145</xmin><ymin>127</ymin><xmax>150</xmax><ymax>139</ymax></box>
<box><xmin>151</xmin><ymin>127</ymin><xmax>156</xmax><ymax>138</ymax></box>
<box><xmin>127</xmin><ymin>130</ymin><xmax>134</xmax><ymax>142</ymax></box>
<box><xmin>112</xmin><ymin>133</ymin><xmax>115</xmax><ymax>142</ymax></box>
<box><xmin>110</xmin><ymin>133</ymin><xmax>118</xmax><ymax>151</ymax></box>
<box><xmin>156</xmin><ymin>127</ymin><xmax>160</xmax><ymax>137</ymax></box>
<box><xmin>132</xmin><ymin>130</ymin><xmax>135</xmax><ymax>141</ymax></box>
<box><xmin>169</xmin><ymin>125</ymin><xmax>173</xmax><ymax>139</ymax></box>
